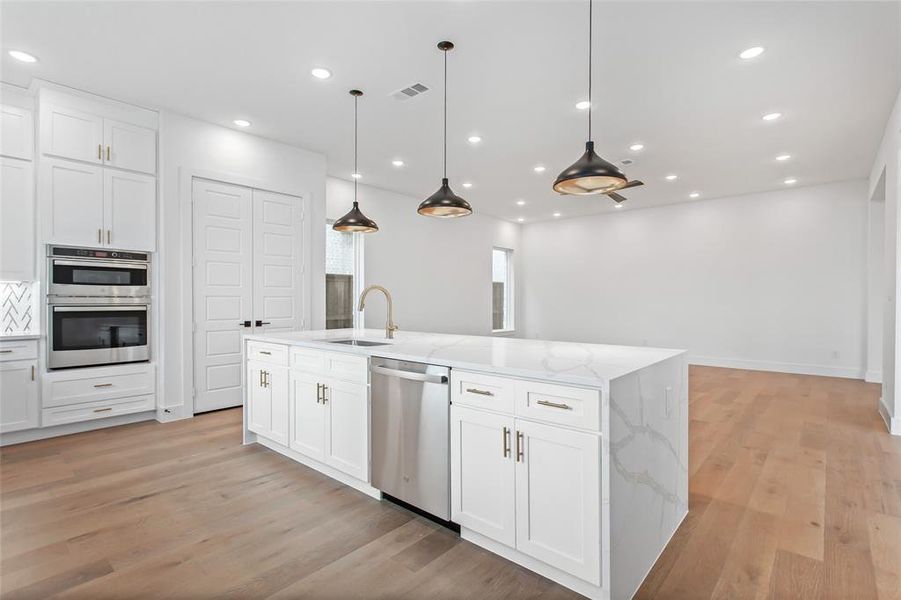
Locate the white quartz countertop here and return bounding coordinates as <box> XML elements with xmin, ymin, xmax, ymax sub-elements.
<box><xmin>244</xmin><ymin>329</ymin><xmax>685</xmax><ymax>387</ymax></box>
<box><xmin>0</xmin><ymin>333</ymin><xmax>41</xmax><ymax>341</ymax></box>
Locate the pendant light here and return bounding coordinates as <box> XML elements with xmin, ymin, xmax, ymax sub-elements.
<box><xmin>553</xmin><ymin>0</ymin><xmax>628</xmax><ymax>196</ymax></box>
<box><xmin>334</xmin><ymin>89</ymin><xmax>379</xmax><ymax>233</ymax></box>
<box><xmin>418</xmin><ymin>41</ymin><xmax>473</xmax><ymax>218</ymax></box>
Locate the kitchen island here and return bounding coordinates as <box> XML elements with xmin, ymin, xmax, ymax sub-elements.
<box><xmin>242</xmin><ymin>329</ymin><xmax>688</xmax><ymax>600</ymax></box>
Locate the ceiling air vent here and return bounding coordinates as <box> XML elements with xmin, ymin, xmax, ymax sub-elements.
<box><xmin>391</xmin><ymin>82</ymin><xmax>430</xmax><ymax>101</ymax></box>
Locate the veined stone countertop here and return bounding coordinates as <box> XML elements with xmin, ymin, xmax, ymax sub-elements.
<box><xmin>244</xmin><ymin>328</ymin><xmax>685</xmax><ymax>387</ymax></box>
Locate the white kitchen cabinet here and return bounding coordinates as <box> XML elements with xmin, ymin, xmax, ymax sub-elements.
<box><xmin>0</xmin><ymin>360</ymin><xmax>39</xmax><ymax>433</ymax></box>
<box><xmin>322</xmin><ymin>377</ymin><xmax>368</xmax><ymax>481</ymax></box>
<box><xmin>41</xmin><ymin>104</ymin><xmax>104</xmax><ymax>165</ymax></box>
<box><xmin>1</xmin><ymin>105</ymin><xmax>34</xmax><ymax>160</ymax></box>
<box><xmin>104</xmin><ymin>169</ymin><xmax>156</xmax><ymax>250</ymax></box>
<box><xmin>451</xmin><ymin>405</ymin><xmax>516</xmax><ymax>547</ymax></box>
<box><xmin>247</xmin><ymin>361</ymin><xmax>288</xmax><ymax>446</ymax></box>
<box><xmin>289</xmin><ymin>371</ymin><xmax>326</xmax><ymax>460</ymax></box>
<box><xmin>43</xmin><ymin>157</ymin><xmax>104</xmax><ymax>247</ymax></box>
<box><xmin>515</xmin><ymin>419</ymin><xmax>601</xmax><ymax>585</ymax></box>
<box><xmin>0</xmin><ymin>157</ymin><xmax>35</xmax><ymax>280</ymax></box>
<box><xmin>103</xmin><ymin>119</ymin><xmax>156</xmax><ymax>174</ymax></box>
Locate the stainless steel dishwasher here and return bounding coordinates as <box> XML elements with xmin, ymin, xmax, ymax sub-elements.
<box><xmin>370</xmin><ymin>357</ymin><xmax>451</xmax><ymax>521</ymax></box>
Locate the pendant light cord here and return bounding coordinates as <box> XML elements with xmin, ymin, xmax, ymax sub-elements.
<box><xmin>588</xmin><ymin>0</ymin><xmax>593</xmax><ymax>142</ymax></box>
<box><xmin>354</xmin><ymin>93</ymin><xmax>358</xmax><ymax>202</ymax></box>
<box><xmin>443</xmin><ymin>47</ymin><xmax>448</xmax><ymax>179</ymax></box>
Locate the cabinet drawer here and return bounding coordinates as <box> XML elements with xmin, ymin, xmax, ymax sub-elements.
<box><xmin>0</xmin><ymin>339</ymin><xmax>38</xmax><ymax>362</ymax></box>
<box><xmin>515</xmin><ymin>380</ymin><xmax>601</xmax><ymax>431</ymax></box>
<box><xmin>291</xmin><ymin>347</ymin><xmax>368</xmax><ymax>384</ymax></box>
<box><xmin>451</xmin><ymin>371</ymin><xmax>516</xmax><ymax>414</ymax></box>
<box><xmin>43</xmin><ymin>363</ymin><xmax>155</xmax><ymax>408</ymax></box>
<box><xmin>247</xmin><ymin>341</ymin><xmax>288</xmax><ymax>366</ymax></box>
<box><xmin>42</xmin><ymin>394</ymin><xmax>155</xmax><ymax>427</ymax></box>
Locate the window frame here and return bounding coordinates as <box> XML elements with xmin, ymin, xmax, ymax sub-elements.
<box><xmin>491</xmin><ymin>246</ymin><xmax>515</xmax><ymax>334</ymax></box>
<box><xmin>325</xmin><ymin>221</ymin><xmax>365</xmax><ymax>330</ymax></box>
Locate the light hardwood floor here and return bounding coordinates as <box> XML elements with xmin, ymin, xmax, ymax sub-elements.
<box><xmin>1</xmin><ymin>366</ymin><xmax>898</xmax><ymax>599</ymax></box>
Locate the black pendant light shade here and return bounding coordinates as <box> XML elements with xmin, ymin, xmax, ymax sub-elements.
<box><xmin>553</xmin><ymin>141</ymin><xmax>627</xmax><ymax>195</ymax></box>
<box><xmin>334</xmin><ymin>89</ymin><xmax>378</xmax><ymax>233</ymax></box>
<box><xmin>418</xmin><ymin>41</ymin><xmax>472</xmax><ymax>218</ymax></box>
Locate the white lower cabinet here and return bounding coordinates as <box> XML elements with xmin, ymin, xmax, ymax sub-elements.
<box><xmin>289</xmin><ymin>371</ymin><xmax>326</xmax><ymax>460</ymax></box>
<box><xmin>0</xmin><ymin>360</ymin><xmax>39</xmax><ymax>433</ymax></box>
<box><xmin>451</xmin><ymin>404</ymin><xmax>602</xmax><ymax>586</ymax></box>
<box><xmin>247</xmin><ymin>361</ymin><xmax>289</xmax><ymax>446</ymax></box>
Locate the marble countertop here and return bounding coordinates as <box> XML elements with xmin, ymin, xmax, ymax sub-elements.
<box><xmin>244</xmin><ymin>329</ymin><xmax>685</xmax><ymax>387</ymax></box>
<box><xmin>0</xmin><ymin>332</ymin><xmax>41</xmax><ymax>341</ymax></box>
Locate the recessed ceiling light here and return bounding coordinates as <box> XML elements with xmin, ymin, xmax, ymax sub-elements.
<box><xmin>311</xmin><ymin>67</ymin><xmax>332</xmax><ymax>80</ymax></box>
<box><xmin>784</xmin><ymin>177</ymin><xmax>797</xmax><ymax>185</ymax></box>
<box><xmin>665</xmin><ymin>174</ymin><xmax>678</xmax><ymax>181</ymax></box>
<box><xmin>553</xmin><ymin>212</ymin><xmax>561</xmax><ymax>217</ymax></box>
<box><xmin>629</xmin><ymin>143</ymin><xmax>644</xmax><ymax>152</ymax></box>
<box><xmin>614</xmin><ymin>204</ymin><xmax>623</xmax><ymax>209</ymax></box>
<box><xmin>233</xmin><ymin>119</ymin><xmax>251</xmax><ymax>127</ymax></box>
<box><xmin>533</xmin><ymin>165</ymin><xmax>546</xmax><ymax>173</ymax></box>
<box><xmin>462</xmin><ymin>182</ymin><xmax>473</xmax><ymax>188</ymax></box>
<box><xmin>467</xmin><ymin>135</ymin><xmax>482</xmax><ymax>145</ymax></box>
<box><xmin>392</xmin><ymin>159</ymin><xmax>405</xmax><ymax>167</ymax></box>
<box><xmin>575</xmin><ymin>101</ymin><xmax>591</xmax><ymax>110</ymax></box>
<box><xmin>775</xmin><ymin>154</ymin><xmax>791</xmax><ymax>161</ymax></box>
<box><xmin>351</xmin><ymin>172</ymin><xmax>362</xmax><ymax>179</ymax></box>
<box><xmin>689</xmin><ymin>192</ymin><xmax>700</xmax><ymax>198</ymax></box>
<box><xmin>517</xmin><ymin>217</ymin><xmax>525</xmax><ymax>223</ymax></box>
<box><xmin>9</xmin><ymin>50</ymin><xmax>38</xmax><ymax>63</ymax></box>
<box><xmin>739</xmin><ymin>46</ymin><xmax>765</xmax><ymax>60</ymax></box>
<box><xmin>762</xmin><ymin>112</ymin><xmax>782</xmax><ymax>121</ymax></box>
<box><xmin>516</xmin><ymin>200</ymin><xmax>526</xmax><ymax>206</ymax></box>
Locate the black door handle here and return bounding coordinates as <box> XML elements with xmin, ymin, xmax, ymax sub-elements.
<box><xmin>240</xmin><ymin>320</ymin><xmax>252</xmax><ymax>328</ymax></box>
<box><xmin>255</xmin><ymin>320</ymin><xmax>271</xmax><ymax>327</ymax></box>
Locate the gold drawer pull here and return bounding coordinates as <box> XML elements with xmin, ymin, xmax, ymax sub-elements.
<box><xmin>93</xmin><ymin>407</ymin><xmax>113</xmax><ymax>413</ymax></box>
<box><xmin>259</xmin><ymin>351</ymin><xmax>272</xmax><ymax>355</ymax></box>
<box><xmin>93</xmin><ymin>383</ymin><xmax>113</xmax><ymax>388</ymax></box>
<box><xmin>536</xmin><ymin>399</ymin><xmax>572</xmax><ymax>410</ymax></box>
<box><xmin>0</xmin><ymin>350</ymin><xmax>12</xmax><ymax>354</ymax></box>
<box><xmin>466</xmin><ymin>388</ymin><xmax>494</xmax><ymax>397</ymax></box>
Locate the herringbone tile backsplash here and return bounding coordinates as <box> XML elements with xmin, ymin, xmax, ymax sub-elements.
<box><xmin>1</xmin><ymin>281</ymin><xmax>37</xmax><ymax>335</ymax></box>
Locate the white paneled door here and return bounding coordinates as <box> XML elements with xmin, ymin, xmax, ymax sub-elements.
<box><xmin>193</xmin><ymin>179</ymin><xmax>304</xmax><ymax>414</ymax></box>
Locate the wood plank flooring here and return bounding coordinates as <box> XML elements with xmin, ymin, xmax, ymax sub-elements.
<box><xmin>1</xmin><ymin>366</ymin><xmax>898</xmax><ymax>599</ymax></box>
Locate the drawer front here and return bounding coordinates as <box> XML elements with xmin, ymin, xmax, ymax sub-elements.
<box><xmin>42</xmin><ymin>394</ymin><xmax>155</xmax><ymax>427</ymax></box>
<box><xmin>451</xmin><ymin>371</ymin><xmax>516</xmax><ymax>414</ymax></box>
<box><xmin>247</xmin><ymin>341</ymin><xmax>288</xmax><ymax>366</ymax></box>
<box><xmin>44</xmin><ymin>364</ymin><xmax>155</xmax><ymax>408</ymax></box>
<box><xmin>0</xmin><ymin>339</ymin><xmax>38</xmax><ymax>362</ymax></box>
<box><xmin>514</xmin><ymin>380</ymin><xmax>601</xmax><ymax>431</ymax></box>
<box><xmin>291</xmin><ymin>348</ymin><xmax>368</xmax><ymax>384</ymax></box>
<box><xmin>290</xmin><ymin>347</ymin><xmax>328</xmax><ymax>374</ymax></box>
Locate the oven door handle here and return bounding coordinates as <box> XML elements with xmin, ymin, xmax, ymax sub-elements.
<box><xmin>52</xmin><ymin>260</ymin><xmax>148</xmax><ymax>270</ymax></box>
<box><xmin>51</xmin><ymin>305</ymin><xmax>149</xmax><ymax>313</ymax></box>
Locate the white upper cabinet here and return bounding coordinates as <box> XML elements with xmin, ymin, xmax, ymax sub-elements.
<box><xmin>1</xmin><ymin>105</ymin><xmax>34</xmax><ymax>160</ymax></box>
<box><xmin>43</xmin><ymin>158</ymin><xmax>104</xmax><ymax>247</ymax></box>
<box><xmin>0</xmin><ymin>157</ymin><xmax>35</xmax><ymax>280</ymax></box>
<box><xmin>41</xmin><ymin>104</ymin><xmax>104</xmax><ymax>165</ymax></box>
<box><xmin>104</xmin><ymin>169</ymin><xmax>156</xmax><ymax>250</ymax></box>
<box><xmin>104</xmin><ymin>119</ymin><xmax>156</xmax><ymax>174</ymax></box>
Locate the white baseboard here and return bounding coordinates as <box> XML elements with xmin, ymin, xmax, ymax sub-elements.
<box><xmin>689</xmin><ymin>355</ymin><xmax>865</xmax><ymax>379</ymax></box>
<box><xmin>878</xmin><ymin>399</ymin><xmax>900</xmax><ymax>436</ymax></box>
<box><xmin>0</xmin><ymin>411</ymin><xmax>156</xmax><ymax>446</ymax></box>
<box><xmin>865</xmin><ymin>370</ymin><xmax>883</xmax><ymax>384</ymax></box>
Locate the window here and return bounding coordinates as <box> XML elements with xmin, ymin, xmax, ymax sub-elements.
<box><xmin>492</xmin><ymin>247</ymin><xmax>514</xmax><ymax>332</ymax></box>
<box><xmin>325</xmin><ymin>223</ymin><xmax>362</xmax><ymax>329</ymax></box>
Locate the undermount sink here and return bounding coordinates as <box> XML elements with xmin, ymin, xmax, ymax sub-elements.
<box><xmin>320</xmin><ymin>339</ymin><xmax>392</xmax><ymax>347</ymax></box>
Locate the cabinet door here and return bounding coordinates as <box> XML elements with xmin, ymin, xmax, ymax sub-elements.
<box><xmin>0</xmin><ymin>158</ymin><xmax>35</xmax><ymax>280</ymax></box>
<box><xmin>290</xmin><ymin>371</ymin><xmax>325</xmax><ymax>460</ymax></box>
<box><xmin>450</xmin><ymin>405</ymin><xmax>516</xmax><ymax>547</ymax></box>
<box><xmin>103</xmin><ymin>119</ymin><xmax>156</xmax><ymax>174</ymax></box>
<box><xmin>323</xmin><ymin>378</ymin><xmax>368</xmax><ymax>480</ymax></box>
<box><xmin>104</xmin><ymin>169</ymin><xmax>156</xmax><ymax>250</ymax></box>
<box><xmin>0</xmin><ymin>361</ymin><xmax>39</xmax><ymax>433</ymax></box>
<box><xmin>514</xmin><ymin>419</ymin><xmax>601</xmax><ymax>585</ymax></box>
<box><xmin>247</xmin><ymin>361</ymin><xmax>271</xmax><ymax>437</ymax></box>
<box><xmin>1</xmin><ymin>105</ymin><xmax>34</xmax><ymax>160</ymax></box>
<box><xmin>43</xmin><ymin>158</ymin><xmax>104</xmax><ymax>246</ymax></box>
<box><xmin>267</xmin><ymin>366</ymin><xmax>289</xmax><ymax>445</ymax></box>
<box><xmin>41</xmin><ymin>105</ymin><xmax>103</xmax><ymax>164</ymax></box>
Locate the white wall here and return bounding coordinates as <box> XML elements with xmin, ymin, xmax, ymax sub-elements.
<box><xmin>520</xmin><ymin>180</ymin><xmax>869</xmax><ymax>379</ymax></box>
<box><xmin>326</xmin><ymin>177</ymin><xmax>521</xmax><ymax>336</ymax></box>
<box><xmin>869</xmin><ymin>88</ymin><xmax>901</xmax><ymax>434</ymax></box>
<box><xmin>159</xmin><ymin>111</ymin><xmax>327</xmax><ymax>419</ymax></box>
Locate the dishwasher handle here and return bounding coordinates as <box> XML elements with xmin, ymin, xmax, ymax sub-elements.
<box><xmin>371</xmin><ymin>365</ymin><xmax>448</xmax><ymax>384</ymax></box>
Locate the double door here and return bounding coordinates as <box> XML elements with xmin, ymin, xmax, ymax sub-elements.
<box><xmin>193</xmin><ymin>179</ymin><xmax>304</xmax><ymax>413</ymax></box>
<box><xmin>450</xmin><ymin>405</ymin><xmax>601</xmax><ymax>585</ymax></box>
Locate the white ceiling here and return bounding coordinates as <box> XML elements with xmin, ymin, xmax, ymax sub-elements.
<box><xmin>2</xmin><ymin>1</ymin><xmax>898</xmax><ymax>222</ymax></box>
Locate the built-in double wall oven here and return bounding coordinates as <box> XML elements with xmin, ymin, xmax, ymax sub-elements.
<box><xmin>47</xmin><ymin>246</ymin><xmax>151</xmax><ymax>370</ymax></box>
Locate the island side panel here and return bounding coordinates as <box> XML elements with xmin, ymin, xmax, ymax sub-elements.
<box><xmin>608</xmin><ymin>354</ymin><xmax>689</xmax><ymax>600</ymax></box>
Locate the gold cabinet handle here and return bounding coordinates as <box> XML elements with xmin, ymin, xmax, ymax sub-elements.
<box><xmin>322</xmin><ymin>385</ymin><xmax>328</xmax><ymax>404</ymax></box>
<box><xmin>515</xmin><ymin>431</ymin><xmax>524</xmax><ymax>462</ymax></box>
<box><xmin>31</xmin><ymin>365</ymin><xmax>35</xmax><ymax>381</ymax></box>
<box><xmin>466</xmin><ymin>388</ymin><xmax>494</xmax><ymax>397</ymax></box>
<box><xmin>502</xmin><ymin>426</ymin><xmax>511</xmax><ymax>458</ymax></box>
<box><xmin>0</xmin><ymin>350</ymin><xmax>12</xmax><ymax>354</ymax></box>
<box><xmin>93</xmin><ymin>407</ymin><xmax>112</xmax><ymax>413</ymax></box>
<box><xmin>536</xmin><ymin>399</ymin><xmax>572</xmax><ymax>411</ymax></box>
<box><xmin>98</xmin><ymin>144</ymin><xmax>102</xmax><ymax>160</ymax></box>
<box><xmin>93</xmin><ymin>383</ymin><xmax>113</xmax><ymax>388</ymax></box>
<box><xmin>316</xmin><ymin>383</ymin><xmax>321</xmax><ymax>403</ymax></box>
<box><xmin>98</xmin><ymin>228</ymin><xmax>102</xmax><ymax>243</ymax></box>
<box><xmin>106</xmin><ymin>229</ymin><xmax>111</xmax><ymax>244</ymax></box>
<box><xmin>259</xmin><ymin>350</ymin><xmax>272</xmax><ymax>355</ymax></box>
<box><xmin>106</xmin><ymin>146</ymin><xmax>111</xmax><ymax>161</ymax></box>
